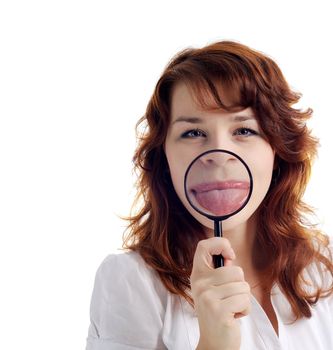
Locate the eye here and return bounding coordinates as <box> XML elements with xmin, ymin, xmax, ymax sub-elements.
<box><xmin>234</xmin><ymin>127</ymin><xmax>258</xmax><ymax>137</ymax></box>
<box><xmin>181</xmin><ymin>128</ymin><xmax>206</xmax><ymax>138</ymax></box>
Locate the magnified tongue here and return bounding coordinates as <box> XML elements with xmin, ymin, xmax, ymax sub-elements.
<box><xmin>192</xmin><ymin>182</ymin><xmax>249</xmax><ymax>216</ymax></box>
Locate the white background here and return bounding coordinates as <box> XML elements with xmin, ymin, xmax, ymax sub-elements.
<box><xmin>0</xmin><ymin>1</ymin><xmax>332</xmax><ymax>349</ymax></box>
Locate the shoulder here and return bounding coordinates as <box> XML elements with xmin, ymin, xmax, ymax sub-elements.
<box><xmin>92</xmin><ymin>250</ymin><xmax>168</xmax><ymax>307</ymax></box>
<box><xmin>100</xmin><ymin>250</ymin><xmax>157</xmax><ymax>276</ymax></box>
<box><xmin>94</xmin><ymin>251</ymin><xmax>167</xmax><ymax>298</ymax></box>
<box><xmin>95</xmin><ymin>251</ymin><xmax>155</xmax><ymax>282</ymax></box>
<box><xmin>87</xmin><ymin>251</ymin><xmax>169</xmax><ymax>348</ymax></box>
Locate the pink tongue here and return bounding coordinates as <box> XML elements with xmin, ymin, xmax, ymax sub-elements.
<box><xmin>195</xmin><ymin>189</ymin><xmax>247</xmax><ymax>216</ymax></box>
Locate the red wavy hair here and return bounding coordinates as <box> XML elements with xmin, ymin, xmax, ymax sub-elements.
<box><xmin>122</xmin><ymin>40</ymin><xmax>333</xmax><ymax>320</ymax></box>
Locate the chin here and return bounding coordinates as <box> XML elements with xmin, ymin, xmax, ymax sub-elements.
<box><xmin>187</xmin><ymin>203</ymin><xmax>258</xmax><ymax>235</ymax></box>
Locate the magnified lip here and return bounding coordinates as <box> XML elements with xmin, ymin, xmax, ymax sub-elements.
<box><xmin>191</xmin><ymin>181</ymin><xmax>249</xmax><ymax>193</ymax></box>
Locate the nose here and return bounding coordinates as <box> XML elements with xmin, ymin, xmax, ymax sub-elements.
<box><xmin>200</xmin><ymin>151</ymin><xmax>237</xmax><ymax>168</ymax></box>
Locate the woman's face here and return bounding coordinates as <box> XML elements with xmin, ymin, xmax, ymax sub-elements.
<box><xmin>164</xmin><ymin>82</ymin><xmax>275</xmax><ymax>232</ymax></box>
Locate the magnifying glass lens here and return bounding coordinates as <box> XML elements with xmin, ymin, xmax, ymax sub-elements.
<box><xmin>185</xmin><ymin>150</ymin><xmax>251</xmax><ymax>219</ymax></box>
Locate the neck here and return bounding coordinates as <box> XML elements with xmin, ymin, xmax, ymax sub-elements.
<box><xmin>225</xmin><ymin>214</ymin><xmax>257</xmax><ymax>272</ymax></box>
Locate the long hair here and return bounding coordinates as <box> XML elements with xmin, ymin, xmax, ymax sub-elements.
<box><xmin>122</xmin><ymin>40</ymin><xmax>333</xmax><ymax>320</ymax></box>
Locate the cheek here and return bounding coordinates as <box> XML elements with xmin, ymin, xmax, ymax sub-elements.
<box><xmin>250</xmin><ymin>148</ymin><xmax>275</xmax><ymax>202</ymax></box>
<box><xmin>260</xmin><ymin>148</ymin><xmax>275</xmax><ymax>181</ymax></box>
<box><xmin>169</xmin><ymin>159</ymin><xmax>186</xmax><ymax>200</ymax></box>
<box><xmin>165</xmin><ymin>140</ymin><xmax>194</xmax><ymax>202</ymax></box>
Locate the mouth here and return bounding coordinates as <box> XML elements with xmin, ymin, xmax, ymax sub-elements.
<box><xmin>190</xmin><ymin>181</ymin><xmax>250</xmax><ymax>216</ymax></box>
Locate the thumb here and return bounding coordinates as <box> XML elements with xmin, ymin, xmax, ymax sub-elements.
<box><xmin>224</xmin><ymin>256</ymin><xmax>234</xmax><ymax>267</ymax></box>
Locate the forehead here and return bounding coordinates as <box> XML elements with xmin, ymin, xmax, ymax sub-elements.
<box><xmin>170</xmin><ymin>81</ymin><xmax>251</xmax><ymax>120</ymax></box>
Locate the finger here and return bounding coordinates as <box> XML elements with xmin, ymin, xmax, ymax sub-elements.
<box><xmin>224</xmin><ymin>257</ymin><xmax>234</xmax><ymax>267</ymax></box>
<box><xmin>196</xmin><ymin>282</ymin><xmax>251</xmax><ymax>308</ymax></box>
<box><xmin>212</xmin><ymin>281</ymin><xmax>251</xmax><ymax>299</ymax></box>
<box><xmin>220</xmin><ymin>293</ymin><xmax>252</xmax><ymax>319</ymax></box>
<box><xmin>209</xmin><ymin>266</ymin><xmax>245</xmax><ymax>285</ymax></box>
<box><xmin>192</xmin><ymin>238</ymin><xmax>236</xmax><ymax>273</ymax></box>
<box><xmin>191</xmin><ymin>266</ymin><xmax>246</xmax><ymax>298</ymax></box>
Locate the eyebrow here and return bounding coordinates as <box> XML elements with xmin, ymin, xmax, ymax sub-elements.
<box><xmin>172</xmin><ymin>115</ymin><xmax>256</xmax><ymax>125</ymax></box>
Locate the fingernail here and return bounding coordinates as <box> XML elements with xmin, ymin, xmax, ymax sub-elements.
<box><xmin>231</xmin><ymin>250</ymin><xmax>236</xmax><ymax>259</ymax></box>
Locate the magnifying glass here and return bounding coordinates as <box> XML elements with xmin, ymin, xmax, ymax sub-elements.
<box><xmin>184</xmin><ymin>149</ymin><xmax>253</xmax><ymax>268</ymax></box>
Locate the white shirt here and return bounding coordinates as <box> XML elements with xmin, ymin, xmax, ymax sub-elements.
<box><xmin>86</xmin><ymin>251</ymin><xmax>333</xmax><ymax>350</ymax></box>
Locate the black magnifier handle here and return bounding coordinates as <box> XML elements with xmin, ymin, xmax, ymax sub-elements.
<box><xmin>213</xmin><ymin>220</ymin><xmax>224</xmax><ymax>268</ymax></box>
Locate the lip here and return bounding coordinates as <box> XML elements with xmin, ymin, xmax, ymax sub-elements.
<box><xmin>191</xmin><ymin>181</ymin><xmax>250</xmax><ymax>193</ymax></box>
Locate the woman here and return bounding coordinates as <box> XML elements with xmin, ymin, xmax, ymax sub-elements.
<box><xmin>86</xmin><ymin>40</ymin><xmax>333</xmax><ymax>349</ymax></box>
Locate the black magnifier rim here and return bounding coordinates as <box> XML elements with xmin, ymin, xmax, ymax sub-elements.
<box><xmin>184</xmin><ymin>149</ymin><xmax>253</xmax><ymax>221</ymax></box>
